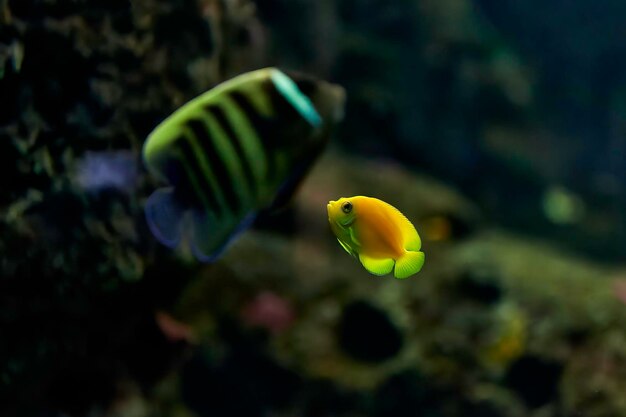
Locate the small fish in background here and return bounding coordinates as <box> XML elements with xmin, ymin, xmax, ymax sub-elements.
<box><xmin>481</xmin><ymin>303</ymin><xmax>528</xmax><ymax>369</ymax></box>
<box><xmin>542</xmin><ymin>185</ymin><xmax>585</xmax><ymax>225</ymax></box>
<box><xmin>155</xmin><ymin>311</ymin><xmax>196</xmax><ymax>344</ymax></box>
<box><xmin>327</xmin><ymin>196</ymin><xmax>425</xmax><ymax>279</ymax></box>
<box><xmin>143</xmin><ymin>67</ymin><xmax>345</xmax><ymax>261</ymax></box>
<box><xmin>75</xmin><ymin>150</ymin><xmax>139</xmax><ymax>194</ymax></box>
<box><xmin>421</xmin><ymin>214</ymin><xmax>453</xmax><ymax>242</ymax></box>
<box><xmin>420</xmin><ymin>212</ymin><xmax>476</xmax><ymax>242</ymax></box>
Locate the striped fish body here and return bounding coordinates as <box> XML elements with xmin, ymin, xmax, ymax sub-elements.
<box><xmin>143</xmin><ymin>68</ymin><xmax>345</xmax><ymax>261</ymax></box>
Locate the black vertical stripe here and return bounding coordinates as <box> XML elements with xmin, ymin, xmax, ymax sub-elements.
<box><xmin>229</xmin><ymin>91</ymin><xmax>278</xmax><ymax>181</ymax></box>
<box><xmin>204</xmin><ymin>104</ymin><xmax>258</xmax><ymax>199</ymax></box>
<box><xmin>186</xmin><ymin>119</ymin><xmax>241</xmax><ymax>213</ymax></box>
<box><xmin>228</xmin><ymin>91</ymin><xmax>276</xmax><ymax>147</ymax></box>
<box><xmin>266</xmin><ymin>76</ymin><xmax>321</xmax><ymax>184</ymax></box>
<box><xmin>177</xmin><ymin>136</ymin><xmax>222</xmax><ymax>214</ymax></box>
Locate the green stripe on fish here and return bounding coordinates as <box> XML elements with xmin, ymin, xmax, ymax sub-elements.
<box><xmin>219</xmin><ymin>95</ymin><xmax>268</xmax><ymax>189</ymax></box>
<box><xmin>186</xmin><ymin>118</ymin><xmax>242</xmax><ymax>214</ymax></box>
<box><xmin>204</xmin><ymin>104</ymin><xmax>257</xmax><ymax>203</ymax></box>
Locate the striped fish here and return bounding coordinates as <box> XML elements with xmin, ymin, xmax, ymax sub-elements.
<box><xmin>143</xmin><ymin>67</ymin><xmax>345</xmax><ymax>261</ymax></box>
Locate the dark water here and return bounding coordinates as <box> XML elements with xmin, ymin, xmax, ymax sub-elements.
<box><xmin>2</xmin><ymin>1</ymin><xmax>626</xmax><ymax>416</ymax></box>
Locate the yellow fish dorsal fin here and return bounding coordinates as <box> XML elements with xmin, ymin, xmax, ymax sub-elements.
<box><xmin>359</xmin><ymin>254</ymin><xmax>395</xmax><ymax>276</ymax></box>
<box><xmin>379</xmin><ymin>200</ymin><xmax>421</xmax><ymax>251</ymax></box>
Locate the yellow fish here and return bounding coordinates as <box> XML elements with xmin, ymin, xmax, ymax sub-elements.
<box><xmin>327</xmin><ymin>196</ymin><xmax>425</xmax><ymax>279</ymax></box>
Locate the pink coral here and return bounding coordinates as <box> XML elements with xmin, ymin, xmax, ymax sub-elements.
<box><xmin>241</xmin><ymin>291</ymin><xmax>295</xmax><ymax>334</ymax></box>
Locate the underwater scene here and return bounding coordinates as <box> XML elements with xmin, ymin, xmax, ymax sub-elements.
<box><xmin>3</xmin><ymin>0</ymin><xmax>626</xmax><ymax>416</ymax></box>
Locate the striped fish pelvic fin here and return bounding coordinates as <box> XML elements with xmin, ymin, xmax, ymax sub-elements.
<box><xmin>145</xmin><ymin>187</ymin><xmax>187</xmax><ymax>249</ymax></box>
<box><xmin>145</xmin><ymin>185</ymin><xmax>258</xmax><ymax>262</ymax></box>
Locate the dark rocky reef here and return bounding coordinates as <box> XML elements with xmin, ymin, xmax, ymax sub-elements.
<box><xmin>0</xmin><ymin>0</ymin><xmax>264</xmax><ymax>415</ymax></box>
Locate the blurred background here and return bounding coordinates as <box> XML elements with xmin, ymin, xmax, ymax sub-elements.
<box><xmin>2</xmin><ymin>0</ymin><xmax>626</xmax><ymax>416</ymax></box>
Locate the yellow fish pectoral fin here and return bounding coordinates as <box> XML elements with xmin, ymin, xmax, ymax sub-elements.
<box><xmin>337</xmin><ymin>238</ymin><xmax>357</xmax><ymax>257</ymax></box>
<box><xmin>348</xmin><ymin>226</ymin><xmax>361</xmax><ymax>246</ymax></box>
<box><xmin>394</xmin><ymin>251</ymin><xmax>425</xmax><ymax>279</ymax></box>
<box><xmin>359</xmin><ymin>254</ymin><xmax>395</xmax><ymax>276</ymax></box>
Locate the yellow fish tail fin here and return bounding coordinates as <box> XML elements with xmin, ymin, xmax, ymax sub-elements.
<box><xmin>394</xmin><ymin>251</ymin><xmax>425</xmax><ymax>279</ymax></box>
<box><xmin>359</xmin><ymin>254</ymin><xmax>395</xmax><ymax>276</ymax></box>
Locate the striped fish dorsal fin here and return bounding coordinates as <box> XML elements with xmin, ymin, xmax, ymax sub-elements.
<box><xmin>269</xmin><ymin>70</ymin><xmax>322</xmax><ymax>128</ymax></box>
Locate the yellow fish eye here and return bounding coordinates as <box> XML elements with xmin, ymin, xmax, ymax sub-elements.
<box><xmin>342</xmin><ymin>201</ymin><xmax>353</xmax><ymax>214</ymax></box>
